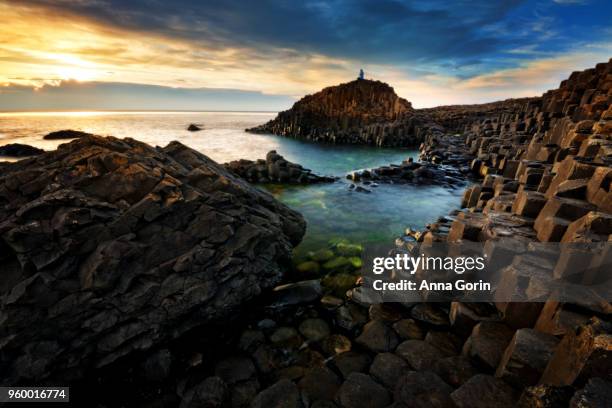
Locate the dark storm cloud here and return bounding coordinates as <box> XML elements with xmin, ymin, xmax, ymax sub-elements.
<box><xmin>16</xmin><ymin>0</ymin><xmax>529</xmax><ymax>68</ymax></box>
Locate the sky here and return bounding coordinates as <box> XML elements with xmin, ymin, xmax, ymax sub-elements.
<box><xmin>0</xmin><ymin>0</ymin><xmax>611</xmax><ymax>110</ymax></box>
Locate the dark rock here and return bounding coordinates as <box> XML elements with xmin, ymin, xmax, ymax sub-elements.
<box><xmin>392</xmin><ymin>319</ymin><xmax>425</xmax><ymax>340</ymax></box>
<box><xmin>180</xmin><ymin>376</ymin><xmax>228</xmax><ymax>408</ymax></box>
<box><xmin>0</xmin><ymin>143</ymin><xmax>45</xmax><ymax>157</ymax></box>
<box><xmin>332</xmin><ymin>351</ymin><xmax>371</xmax><ymax>378</ymax></box>
<box><xmin>462</xmin><ymin>322</ymin><xmax>514</xmax><ymax>371</ymax></box>
<box><xmin>298</xmin><ymin>366</ymin><xmax>341</xmax><ymax>403</ymax></box>
<box><xmin>355</xmin><ymin>320</ymin><xmax>399</xmax><ymax>353</ymax></box>
<box><xmin>141</xmin><ymin>348</ymin><xmax>173</xmax><ymax>382</ymax></box>
<box><xmin>251</xmin><ymin>379</ymin><xmax>303</xmax><ymax>408</ymax></box>
<box><xmin>395</xmin><ymin>340</ymin><xmax>452</xmax><ymax>370</ymax></box>
<box><xmin>369</xmin><ymin>352</ymin><xmax>409</xmax><ymax>389</ymax></box>
<box><xmin>43</xmin><ymin>129</ymin><xmax>93</xmax><ymax>139</ymax></box>
<box><xmin>431</xmin><ymin>356</ymin><xmax>479</xmax><ymax>387</ymax></box>
<box><xmin>299</xmin><ymin>318</ymin><xmax>330</xmax><ymax>342</ymax></box>
<box><xmin>570</xmin><ymin>378</ymin><xmax>612</xmax><ymax>408</ymax></box>
<box><xmin>394</xmin><ymin>371</ymin><xmax>454</xmax><ymax>407</ymax></box>
<box><xmin>518</xmin><ymin>384</ymin><xmax>574</xmax><ymax>408</ymax></box>
<box><xmin>410</xmin><ymin>304</ymin><xmax>450</xmax><ymax>327</ymax></box>
<box><xmin>336</xmin><ymin>373</ymin><xmax>391</xmax><ymax>408</ymax></box>
<box><xmin>187</xmin><ymin>124</ymin><xmax>202</xmax><ymax>131</ymax></box>
<box><xmin>0</xmin><ymin>135</ymin><xmax>305</xmax><ymax>383</ymax></box>
<box><xmin>215</xmin><ymin>357</ymin><xmax>256</xmax><ymax>384</ymax></box>
<box><xmin>451</xmin><ymin>374</ymin><xmax>516</xmax><ymax>408</ymax></box>
<box><xmin>495</xmin><ymin>328</ymin><xmax>560</xmax><ymax>388</ymax></box>
<box><xmin>271</xmin><ymin>280</ymin><xmax>323</xmax><ymax>308</ymax></box>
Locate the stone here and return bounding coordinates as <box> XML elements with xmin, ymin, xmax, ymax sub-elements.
<box><xmin>180</xmin><ymin>376</ymin><xmax>227</xmax><ymax>408</ymax></box>
<box><xmin>570</xmin><ymin>378</ymin><xmax>612</xmax><ymax>408</ymax></box>
<box><xmin>322</xmin><ymin>334</ymin><xmax>352</xmax><ymax>356</ymax></box>
<box><xmin>230</xmin><ymin>379</ymin><xmax>260</xmax><ymax>408</ymax></box>
<box><xmin>269</xmin><ymin>327</ymin><xmax>302</xmax><ymax>348</ymax></box>
<box><xmin>215</xmin><ymin>357</ymin><xmax>256</xmax><ymax>384</ymax></box>
<box><xmin>312</xmin><ymin>249</ymin><xmax>335</xmax><ymax>262</ymax></box>
<box><xmin>394</xmin><ymin>371</ymin><xmax>454</xmax><ymax>407</ymax></box>
<box><xmin>251</xmin><ymin>379</ymin><xmax>303</xmax><ymax>408</ymax></box>
<box><xmin>512</xmin><ymin>190</ymin><xmax>548</xmax><ymax>218</ymax></box>
<box><xmin>355</xmin><ymin>320</ymin><xmax>399</xmax><ymax>353</ymax></box>
<box><xmin>0</xmin><ymin>143</ymin><xmax>45</xmax><ymax>157</ymax></box>
<box><xmin>451</xmin><ymin>374</ymin><xmax>516</xmax><ymax>408</ymax></box>
<box><xmin>431</xmin><ymin>356</ymin><xmax>479</xmax><ymax>387</ymax></box>
<box><xmin>534</xmin><ymin>197</ymin><xmax>596</xmax><ymax>241</ymax></box>
<box><xmin>462</xmin><ymin>322</ymin><xmax>515</xmax><ymax>370</ymax></box>
<box><xmin>299</xmin><ymin>318</ymin><xmax>331</xmax><ymax>342</ymax></box>
<box><xmin>517</xmin><ymin>384</ymin><xmax>574</xmax><ymax>408</ymax></box>
<box><xmin>298</xmin><ymin>367</ymin><xmax>341</xmax><ymax>402</ymax></box>
<box><xmin>368</xmin><ymin>304</ymin><xmax>404</xmax><ymax>322</ymax></box>
<box><xmin>187</xmin><ymin>124</ymin><xmax>202</xmax><ymax>131</ymax></box>
<box><xmin>495</xmin><ymin>328</ymin><xmax>560</xmax><ymax>388</ymax></box>
<box><xmin>395</xmin><ymin>340</ymin><xmax>452</xmax><ymax>370</ymax></box>
<box><xmin>43</xmin><ymin>129</ymin><xmax>93</xmax><ymax>139</ymax></box>
<box><xmin>392</xmin><ymin>319</ymin><xmax>425</xmax><ymax>340</ymax></box>
<box><xmin>540</xmin><ymin>318</ymin><xmax>612</xmax><ymax>386</ymax></box>
<box><xmin>322</xmin><ymin>256</ymin><xmax>350</xmax><ymax>271</ymax></box>
<box><xmin>335</xmin><ymin>303</ymin><xmax>368</xmax><ymax>331</ymax></box>
<box><xmin>336</xmin><ymin>373</ymin><xmax>391</xmax><ymax>408</ymax></box>
<box><xmin>272</xmin><ymin>280</ymin><xmax>323</xmax><ymax>307</ymax></box>
<box><xmin>586</xmin><ymin>167</ymin><xmax>612</xmax><ymax>212</ymax></box>
<box><xmin>141</xmin><ymin>348</ymin><xmax>173</xmax><ymax>382</ymax></box>
<box><xmin>369</xmin><ymin>352</ymin><xmax>410</xmax><ymax>389</ymax></box>
<box><xmin>0</xmin><ymin>135</ymin><xmax>305</xmax><ymax>383</ymax></box>
<box><xmin>425</xmin><ymin>331</ymin><xmax>462</xmax><ymax>356</ymax></box>
<box><xmin>449</xmin><ymin>302</ymin><xmax>500</xmax><ymax>338</ymax></box>
<box><xmin>332</xmin><ymin>351</ymin><xmax>371</xmax><ymax>378</ymax></box>
<box><xmin>561</xmin><ymin>211</ymin><xmax>612</xmax><ymax>242</ymax></box>
<box><xmin>410</xmin><ymin>304</ymin><xmax>450</xmax><ymax>327</ymax></box>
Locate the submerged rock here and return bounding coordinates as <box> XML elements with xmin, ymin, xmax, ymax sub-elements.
<box><xmin>0</xmin><ymin>143</ymin><xmax>45</xmax><ymax>157</ymax></box>
<box><xmin>0</xmin><ymin>135</ymin><xmax>305</xmax><ymax>383</ymax></box>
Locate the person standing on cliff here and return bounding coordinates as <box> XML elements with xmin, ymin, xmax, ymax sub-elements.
<box><xmin>358</xmin><ymin>69</ymin><xmax>364</xmax><ymax>80</ymax></box>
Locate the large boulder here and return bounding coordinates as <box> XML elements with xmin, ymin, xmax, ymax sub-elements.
<box><xmin>0</xmin><ymin>135</ymin><xmax>305</xmax><ymax>383</ymax></box>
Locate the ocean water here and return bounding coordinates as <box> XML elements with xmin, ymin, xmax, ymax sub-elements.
<box><xmin>0</xmin><ymin>111</ymin><xmax>464</xmax><ymax>252</ymax></box>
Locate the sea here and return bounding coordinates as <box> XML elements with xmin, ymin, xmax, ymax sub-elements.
<box><xmin>0</xmin><ymin>111</ymin><xmax>464</xmax><ymax>253</ymax></box>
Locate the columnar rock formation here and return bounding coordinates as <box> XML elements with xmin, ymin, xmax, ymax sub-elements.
<box><xmin>0</xmin><ymin>136</ymin><xmax>305</xmax><ymax>383</ymax></box>
<box><xmin>247</xmin><ymin>79</ymin><xmax>436</xmax><ymax>146</ymax></box>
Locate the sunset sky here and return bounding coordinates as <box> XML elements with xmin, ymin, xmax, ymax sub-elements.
<box><xmin>1</xmin><ymin>0</ymin><xmax>611</xmax><ymax>110</ymax></box>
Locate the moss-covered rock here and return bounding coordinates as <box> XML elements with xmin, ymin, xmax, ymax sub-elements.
<box><xmin>348</xmin><ymin>257</ymin><xmax>363</xmax><ymax>269</ymax></box>
<box><xmin>335</xmin><ymin>243</ymin><xmax>363</xmax><ymax>257</ymax></box>
<box><xmin>322</xmin><ymin>273</ymin><xmax>358</xmax><ymax>297</ymax></box>
<box><xmin>322</xmin><ymin>256</ymin><xmax>350</xmax><ymax>271</ymax></box>
<box><xmin>296</xmin><ymin>261</ymin><xmax>321</xmax><ymax>276</ymax></box>
<box><xmin>311</xmin><ymin>249</ymin><xmax>335</xmax><ymax>262</ymax></box>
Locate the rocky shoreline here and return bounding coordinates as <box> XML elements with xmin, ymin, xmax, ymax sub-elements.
<box><xmin>0</xmin><ymin>60</ymin><xmax>610</xmax><ymax>407</ymax></box>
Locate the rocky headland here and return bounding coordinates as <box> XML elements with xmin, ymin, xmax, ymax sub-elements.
<box><xmin>247</xmin><ymin>79</ymin><xmax>438</xmax><ymax>146</ymax></box>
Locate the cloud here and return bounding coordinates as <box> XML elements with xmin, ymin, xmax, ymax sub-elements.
<box><xmin>0</xmin><ymin>81</ymin><xmax>295</xmax><ymax>111</ymax></box>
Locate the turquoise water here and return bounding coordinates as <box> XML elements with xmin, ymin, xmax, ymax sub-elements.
<box><xmin>0</xmin><ymin>111</ymin><xmax>464</xmax><ymax>252</ymax></box>
<box><xmin>261</xmin><ymin>141</ymin><xmax>464</xmax><ymax>254</ymax></box>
